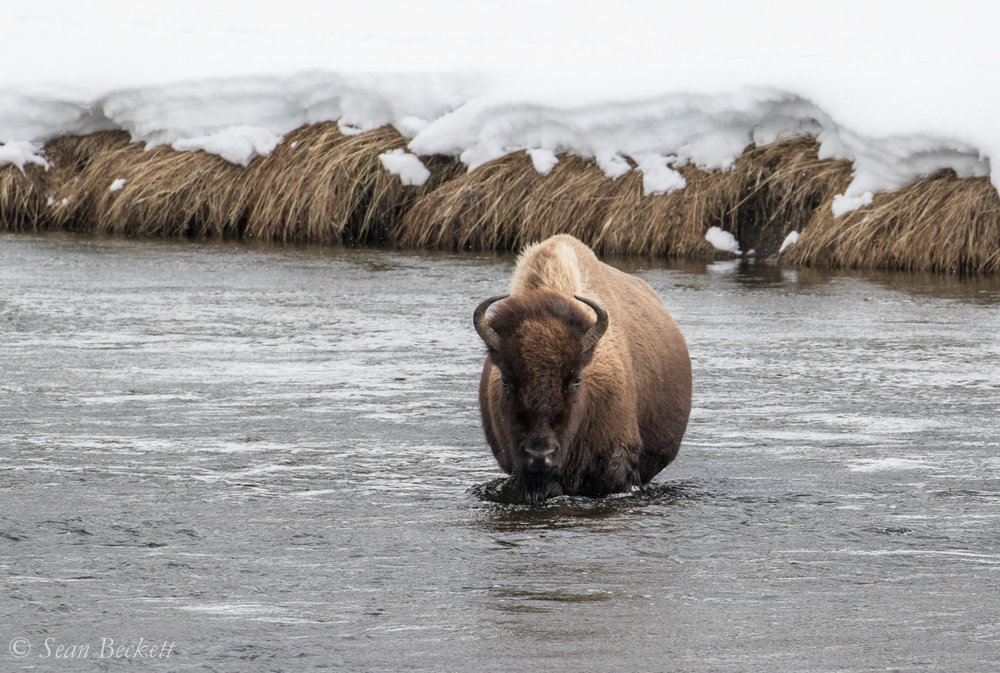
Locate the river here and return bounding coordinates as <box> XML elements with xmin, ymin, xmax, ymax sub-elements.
<box><xmin>2</xmin><ymin>232</ymin><xmax>998</xmax><ymax>672</ymax></box>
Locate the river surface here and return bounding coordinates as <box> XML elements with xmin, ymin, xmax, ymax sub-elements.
<box><xmin>2</xmin><ymin>232</ymin><xmax>999</xmax><ymax>672</ymax></box>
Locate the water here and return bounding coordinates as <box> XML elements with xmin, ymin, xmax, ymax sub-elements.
<box><xmin>2</xmin><ymin>233</ymin><xmax>999</xmax><ymax>672</ymax></box>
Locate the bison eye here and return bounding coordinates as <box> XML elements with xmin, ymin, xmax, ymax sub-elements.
<box><xmin>501</xmin><ymin>376</ymin><xmax>513</xmax><ymax>395</ymax></box>
<box><xmin>568</xmin><ymin>377</ymin><xmax>582</xmax><ymax>391</ymax></box>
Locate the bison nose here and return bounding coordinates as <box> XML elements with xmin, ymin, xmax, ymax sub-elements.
<box><xmin>519</xmin><ymin>437</ymin><xmax>559</xmax><ymax>472</ymax></box>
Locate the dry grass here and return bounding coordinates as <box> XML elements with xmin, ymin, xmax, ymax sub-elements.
<box><xmin>399</xmin><ymin>151</ymin><xmax>551</xmax><ymax>251</ymax></box>
<box><xmin>42</xmin><ymin>131</ymin><xmax>247</xmax><ymax>237</ymax></box>
<box><xmin>42</xmin><ymin>131</ymin><xmax>139</xmax><ymax>231</ymax></box>
<box><xmin>697</xmin><ymin>136</ymin><xmax>854</xmax><ymax>257</ymax></box>
<box><xmin>785</xmin><ymin>169</ymin><xmax>1000</xmax><ymax>274</ymax></box>
<box><xmin>238</xmin><ymin>122</ymin><xmax>460</xmax><ymax>245</ymax></box>
<box><xmin>397</xmin><ymin>137</ymin><xmax>858</xmax><ymax>261</ymax></box>
<box><xmin>23</xmin><ymin>124</ymin><xmax>459</xmax><ymax>244</ymax></box>
<box><xmin>0</xmin><ymin>163</ymin><xmax>48</xmax><ymax>231</ymax></box>
<box><xmin>88</xmin><ymin>144</ymin><xmax>243</xmax><ymax>238</ymax></box>
<box><xmin>4</xmin><ymin>128</ymin><xmax>998</xmax><ymax>275</ymax></box>
<box><xmin>398</xmin><ymin>151</ymin><xmax>716</xmax><ymax>258</ymax></box>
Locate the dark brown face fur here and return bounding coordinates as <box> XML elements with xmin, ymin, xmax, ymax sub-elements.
<box><xmin>485</xmin><ymin>292</ymin><xmax>597</xmax><ymax>503</ymax></box>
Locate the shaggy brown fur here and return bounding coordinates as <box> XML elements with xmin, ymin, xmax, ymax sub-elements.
<box><xmin>475</xmin><ymin>234</ymin><xmax>692</xmax><ymax>503</ymax></box>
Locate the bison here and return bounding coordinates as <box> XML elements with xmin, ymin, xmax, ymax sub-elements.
<box><xmin>474</xmin><ymin>234</ymin><xmax>692</xmax><ymax>504</ymax></box>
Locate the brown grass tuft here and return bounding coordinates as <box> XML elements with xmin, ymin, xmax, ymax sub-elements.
<box><xmin>784</xmin><ymin>169</ymin><xmax>1000</xmax><ymax>274</ymax></box>
<box><xmin>43</xmin><ymin>132</ymin><xmax>245</xmax><ymax>238</ymax></box>
<box><xmin>43</xmin><ymin>131</ymin><xmax>134</xmax><ymax>175</ymax></box>
<box><xmin>396</xmin><ymin>139</ymin><xmax>857</xmax><ymax>261</ymax></box>
<box><xmin>0</xmin><ymin>163</ymin><xmax>49</xmax><ymax>231</ymax></box>
<box><xmin>697</xmin><ymin>136</ymin><xmax>854</xmax><ymax>257</ymax></box>
<box><xmin>398</xmin><ymin>152</ymin><xmax>550</xmax><ymax>251</ymax></box>
<box><xmin>628</xmin><ymin>164</ymin><xmax>722</xmax><ymax>258</ymax></box>
<box><xmin>398</xmin><ymin>152</ymin><xmax>716</xmax><ymax>258</ymax></box>
<box><xmin>238</xmin><ymin>123</ymin><xmax>459</xmax><ymax>245</ymax></box>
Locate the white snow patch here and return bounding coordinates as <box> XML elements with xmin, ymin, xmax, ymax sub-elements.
<box><xmin>596</xmin><ymin>153</ymin><xmax>632</xmax><ymax>180</ymax></box>
<box><xmin>705</xmin><ymin>226</ymin><xmax>741</xmax><ymax>254</ymax></box>
<box><xmin>170</xmin><ymin>126</ymin><xmax>282</xmax><ymax>166</ymax></box>
<box><xmin>527</xmin><ymin>148</ymin><xmax>559</xmax><ymax>175</ymax></box>
<box><xmin>634</xmin><ymin>154</ymin><xmax>686</xmax><ymax>195</ymax></box>
<box><xmin>779</xmin><ymin>231</ymin><xmax>800</xmax><ymax>253</ymax></box>
<box><xmin>109</xmin><ymin>178</ymin><xmax>126</xmax><ymax>192</ymax></box>
<box><xmin>0</xmin><ymin>141</ymin><xmax>49</xmax><ymax>172</ymax></box>
<box><xmin>378</xmin><ymin>149</ymin><xmax>430</xmax><ymax>186</ymax></box>
<box><xmin>831</xmin><ymin>191</ymin><xmax>875</xmax><ymax>217</ymax></box>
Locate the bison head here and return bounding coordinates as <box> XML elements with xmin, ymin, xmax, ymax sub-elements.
<box><xmin>474</xmin><ymin>291</ymin><xmax>608</xmax><ymax>503</ymax></box>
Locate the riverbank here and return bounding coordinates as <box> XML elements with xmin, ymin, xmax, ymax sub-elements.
<box><xmin>3</xmin><ymin>125</ymin><xmax>998</xmax><ymax>275</ymax></box>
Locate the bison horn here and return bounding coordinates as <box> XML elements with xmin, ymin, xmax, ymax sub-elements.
<box><xmin>473</xmin><ymin>294</ymin><xmax>508</xmax><ymax>351</ymax></box>
<box><xmin>575</xmin><ymin>295</ymin><xmax>609</xmax><ymax>353</ymax></box>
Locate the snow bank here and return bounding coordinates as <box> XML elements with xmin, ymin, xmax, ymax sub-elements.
<box><xmin>2</xmin><ymin>1</ymin><xmax>998</xmax><ymax>214</ymax></box>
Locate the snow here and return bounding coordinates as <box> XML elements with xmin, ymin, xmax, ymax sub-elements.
<box><xmin>527</xmin><ymin>149</ymin><xmax>559</xmax><ymax>176</ymax></box>
<box><xmin>706</xmin><ymin>227</ymin><xmax>741</xmax><ymax>255</ymax></box>
<box><xmin>2</xmin><ymin>1</ymin><xmax>999</xmax><ymax>216</ymax></box>
<box><xmin>0</xmin><ymin>141</ymin><xmax>49</xmax><ymax>173</ymax></box>
<box><xmin>831</xmin><ymin>192</ymin><xmax>875</xmax><ymax>218</ymax></box>
<box><xmin>779</xmin><ymin>231</ymin><xmax>800</xmax><ymax>254</ymax></box>
<box><xmin>108</xmin><ymin>178</ymin><xmax>126</xmax><ymax>192</ymax></box>
<box><xmin>378</xmin><ymin>149</ymin><xmax>431</xmax><ymax>186</ymax></box>
<box><xmin>634</xmin><ymin>154</ymin><xmax>686</xmax><ymax>196</ymax></box>
<box><xmin>171</xmin><ymin>125</ymin><xmax>283</xmax><ymax>166</ymax></box>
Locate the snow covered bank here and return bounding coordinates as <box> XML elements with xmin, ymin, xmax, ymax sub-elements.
<box><xmin>3</xmin><ymin>1</ymin><xmax>999</xmax><ymax>207</ymax></box>
<box><xmin>3</xmin><ymin>123</ymin><xmax>998</xmax><ymax>274</ymax></box>
<box><xmin>2</xmin><ymin>2</ymin><xmax>999</xmax><ymax>273</ymax></box>
<box><xmin>2</xmin><ymin>78</ymin><xmax>994</xmax><ymax>212</ymax></box>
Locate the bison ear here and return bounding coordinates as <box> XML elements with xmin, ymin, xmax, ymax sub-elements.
<box><xmin>574</xmin><ymin>295</ymin><xmax>608</xmax><ymax>355</ymax></box>
<box><xmin>474</xmin><ymin>294</ymin><xmax>508</xmax><ymax>352</ymax></box>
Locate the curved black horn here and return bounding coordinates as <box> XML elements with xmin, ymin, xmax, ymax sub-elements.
<box><xmin>574</xmin><ymin>295</ymin><xmax>609</xmax><ymax>353</ymax></box>
<box><xmin>473</xmin><ymin>294</ymin><xmax>508</xmax><ymax>351</ymax></box>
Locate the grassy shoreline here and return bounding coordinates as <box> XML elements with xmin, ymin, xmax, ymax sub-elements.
<box><xmin>3</xmin><ymin>125</ymin><xmax>998</xmax><ymax>275</ymax></box>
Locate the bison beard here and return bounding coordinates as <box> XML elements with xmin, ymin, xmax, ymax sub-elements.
<box><xmin>474</xmin><ymin>235</ymin><xmax>692</xmax><ymax>504</ymax></box>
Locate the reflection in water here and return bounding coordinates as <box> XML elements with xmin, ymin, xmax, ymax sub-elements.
<box><xmin>3</xmin><ymin>233</ymin><xmax>1000</xmax><ymax>673</ymax></box>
